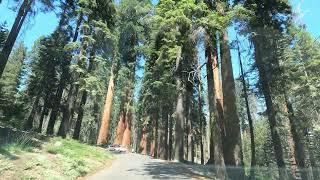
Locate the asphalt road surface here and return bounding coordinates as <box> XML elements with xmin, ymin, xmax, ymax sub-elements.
<box><xmin>87</xmin><ymin>153</ymin><xmax>214</xmax><ymax>180</ymax></box>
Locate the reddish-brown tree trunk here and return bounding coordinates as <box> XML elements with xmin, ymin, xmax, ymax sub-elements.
<box><xmin>206</xmin><ymin>43</ymin><xmax>215</xmax><ymax>164</ymax></box>
<box><xmin>206</xmin><ymin>36</ymin><xmax>227</xmax><ymax>179</ymax></box>
<box><xmin>97</xmin><ymin>73</ymin><xmax>115</xmax><ymax>145</ymax></box>
<box><xmin>212</xmin><ymin>43</ymin><xmax>224</xmax><ymax>138</ymax></box>
<box><xmin>121</xmin><ymin>109</ymin><xmax>132</xmax><ymax>148</ymax></box>
<box><xmin>139</xmin><ymin>126</ymin><xmax>148</xmax><ymax>154</ymax></box>
<box><xmin>114</xmin><ymin>109</ymin><xmax>126</xmax><ymax>145</ymax></box>
<box><xmin>186</xmin><ymin>80</ymin><xmax>193</xmax><ymax>162</ymax></box>
<box><xmin>220</xmin><ymin>32</ymin><xmax>244</xmax><ymax>179</ymax></box>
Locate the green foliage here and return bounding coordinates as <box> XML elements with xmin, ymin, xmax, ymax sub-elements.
<box><xmin>235</xmin><ymin>0</ymin><xmax>320</xmax><ymax>177</ymax></box>
<box><xmin>235</xmin><ymin>0</ymin><xmax>291</xmax><ymax>30</ymax></box>
<box><xmin>0</xmin><ymin>136</ymin><xmax>112</xmax><ymax>179</ymax></box>
<box><xmin>0</xmin><ymin>23</ymin><xmax>7</xmax><ymax>49</ymax></box>
<box><xmin>46</xmin><ymin>137</ymin><xmax>111</xmax><ymax>160</ymax></box>
<box><xmin>45</xmin><ymin>138</ymin><xmax>112</xmax><ymax>178</ymax></box>
<box><xmin>0</xmin><ymin>43</ymin><xmax>26</xmax><ymax>127</ymax></box>
<box><xmin>112</xmin><ymin>0</ymin><xmax>153</xmax><ymax>138</ymax></box>
<box><xmin>26</xmin><ymin>30</ymin><xmax>70</xmax><ymax>107</ymax></box>
<box><xmin>242</xmin><ymin>118</ymin><xmax>279</xmax><ymax>179</ymax></box>
<box><xmin>71</xmin><ymin>0</ymin><xmax>117</xmax><ymax>98</ymax></box>
<box><xmin>277</xmin><ymin>25</ymin><xmax>320</xmax><ymax>126</ymax></box>
<box><xmin>0</xmin><ymin>134</ymin><xmax>38</xmax><ymax>154</ymax></box>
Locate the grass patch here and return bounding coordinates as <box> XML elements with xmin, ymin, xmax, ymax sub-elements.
<box><xmin>46</xmin><ymin>137</ymin><xmax>111</xmax><ymax>160</ymax></box>
<box><xmin>1</xmin><ymin>135</ymin><xmax>39</xmax><ymax>154</ymax></box>
<box><xmin>0</xmin><ymin>136</ymin><xmax>112</xmax><ymax>180</ymax></box>
<box><xmin>45</xmin><ymin>137</ymin><xmax>112</xmax><ymax>178</ymax></box>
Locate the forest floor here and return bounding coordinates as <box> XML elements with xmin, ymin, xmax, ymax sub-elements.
<box><xmin>0</xmin><ymin>137</ymin><xmax>113</xmax><ymax>180</ymax></box>
<box><xmin>87</xmin><ymin>153</ymin><xmax>214</xmax><ymax>180</ymax></box>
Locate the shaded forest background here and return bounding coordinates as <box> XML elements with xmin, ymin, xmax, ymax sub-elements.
<box><xmin>0</xmin><ymin>0</ymin><xmax>320</xmax><ymax>179</ymax></box>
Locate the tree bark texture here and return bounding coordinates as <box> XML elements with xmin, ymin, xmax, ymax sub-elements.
<box><xmin>284</xmin><ymin>94</ymin><xmax>308</xmax><ymax>180</ymax></box>
<box><xmin>139</xmin><ymin>125</ymin><xmax>148</xmax><ymax>155</ymax></box>
<box><xmin>220</xmin><ymin>32</ymin><xmax>244</xmax><ymax>173</ymax></box>
<box><xmin>97</xmin><ymin>73</ymin><xmax>115</xmax><ymax>145</ymax></box>
<box><xmin>114</xmin><ymin>108</ymin><xmax>126</xmax><ymax>145</ymax></box>
<box><xmin>174</xmin><ymin>76</ymin><xmax>185</xmax><ymax>162</ymax></box>
<box><xmin>24</xmin><ymin>96</ymin><xmax>40</xmax><ymax>131</ymax></box>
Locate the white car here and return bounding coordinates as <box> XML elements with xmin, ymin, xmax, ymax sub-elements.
<box><xmin>115</xmin><ymin>146</ymin><xmax>127</xmax><ymax>153</ymax></box>
<box><xmin>107</xmin><ymin>144</ymin><xmax>127</xmax><ymax>153</ymax></box>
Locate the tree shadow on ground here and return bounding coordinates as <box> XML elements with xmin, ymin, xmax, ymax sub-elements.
<box><xmin>0</xmin><ymin>148</ymin><xmax>19</xmax><ymax>160</ymax></box>
<box><xmin>0</xmin><ymin>126</ymin><xmax>49</xmax><ymax>161</ymax></box>
<box><xmin>127</xmin><ymin>161</ymin><xmax>214</xmax><ymax>179</ymax></box>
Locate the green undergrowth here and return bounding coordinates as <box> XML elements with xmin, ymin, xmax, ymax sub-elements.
<box><xmin>0</xmin><ymin>135</ymin><xmax>39</xmax><ymax>154</ymax></box>
<box><xmin>0</xmin><ymin>136</ymin><xmax>112</xmax><ymax>180</ymax></box>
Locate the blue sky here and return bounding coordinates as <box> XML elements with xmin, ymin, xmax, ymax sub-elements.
<box><xmin>0</xmin><ymin>0</ymin><xmax>59</xmax><ymax>50</ymax></box>
<box><xmin>291</xmin><ymin>0</ymin><xmax>320</xmax><ymax>37</ymax></box>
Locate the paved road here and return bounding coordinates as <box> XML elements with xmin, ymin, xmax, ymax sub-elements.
<box><xmin>87</xmin><ymin>153</ymin><xmax>214</xmax><ymax>180</ymax></box>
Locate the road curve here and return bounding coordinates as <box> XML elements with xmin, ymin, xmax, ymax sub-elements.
<box><xmin>87</xmin><ymin>153</ymin><xmax>214</xmax><ymax>180</ymax></box>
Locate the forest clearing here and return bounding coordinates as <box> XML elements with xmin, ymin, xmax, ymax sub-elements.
<box><xmin>0</xmin><ymin>0</ymin><xmax>320</xmax><ymax>179</ymax></box>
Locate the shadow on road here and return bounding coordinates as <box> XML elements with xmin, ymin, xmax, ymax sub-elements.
<box><xmin>127</xmin><ymin>160</ymin><xmax>214</xmax><ymax>179</ymax></box>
